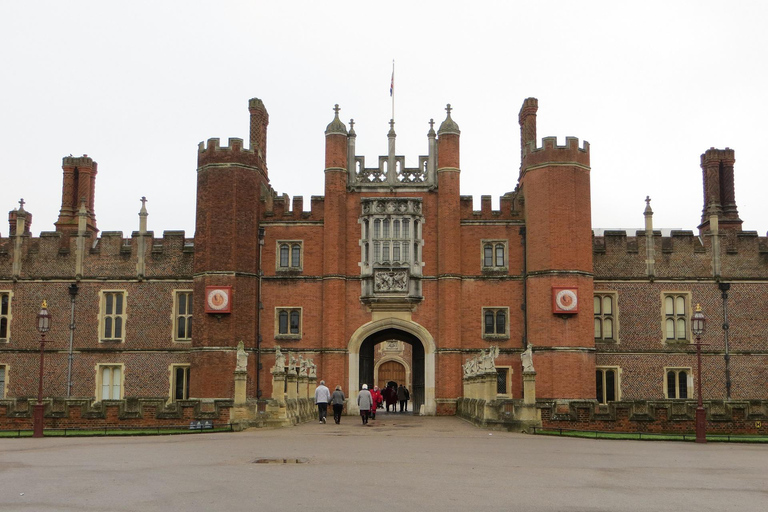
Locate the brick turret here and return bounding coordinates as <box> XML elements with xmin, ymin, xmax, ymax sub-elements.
<box><xmin>55</xmin><ymin>155</ymin><xmax>98</xmax><ymax>234</ymax></box>
<box><xmin>436</xmin><ymin>104</ymin><xmax>463</xmax><ymax>382</ymax></box>
<box><xmin>192</xmin><ymin>97</ymin><xmax>270</xmax><ymax>399</ymax></box>
<box><xmin>518</xmin><ymin>98</ymin><xmax>594</xmax><ymax>400</ymax></box>
<box><xmin>321</xmin><ymin>104</ymin><xmax>348</xmax><ymax>374</ymax></box>
<box><xmin>699</xmin><ymin>147</ymin><xmax>742</xmax><ymax>234</ymax></box>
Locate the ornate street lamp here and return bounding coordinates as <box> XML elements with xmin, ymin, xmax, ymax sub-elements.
<box><xmin>33</xmin><ymin>300</ymin><xmax>52</xmax><ymax>438</ymax></box>
<box><xmin>691</xmin><ymin>304</ymin><xmax>707</xmax><ymax>443</ymax></box>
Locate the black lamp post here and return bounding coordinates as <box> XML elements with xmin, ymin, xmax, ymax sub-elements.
<box><xmin>256</xmin><ymin>226</ymin><xmax>265</xmax><ymax>401</ymax></box>
<box><xmin>33</xmin><ymin>300</ymin><xmax>52</xmax><ymax>438</ymax></box>
<box><xmin>691</xmin><ymin>304</ymin><xmax>707</xmax><ymax>444</ymax></box>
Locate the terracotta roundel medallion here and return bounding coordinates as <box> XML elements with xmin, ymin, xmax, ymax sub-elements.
<box><xmin>205</xmin><ymin>286</ymin><xmax>232</xmax><ymax>313</ymax></box>
<box><xmin>552</xmin><ymin>287</ymin><xmax>579</xmax><ymax>314</ymax></box>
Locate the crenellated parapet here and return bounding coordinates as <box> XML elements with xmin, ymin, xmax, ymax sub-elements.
<box><xmin>521</xmin><ymin>136</ymin><xmax>590</xmax><ymax>172</ymax></box>
<box><xmin>197</xmin><ymin>137</ymin><xmax>263</xmax><ymax>170</ymax></box>
<box><xmin>593</xmin><ymin>229</ymin><xmax>768</xmax><ymax>279</ymax></box>
<box><xmin>0</xmin><ymin>230</ymin><xmax>193</xmax><ymax>280</ymax></box>
<box><xmin>459</xmin><ymin>193</ymin><xmax>524</xmax><ymax>221</ymax></box>
<box><xmin>263</xmin><ymin>194</ymin><xmax>324</xmax><ymax>221</ymax></box>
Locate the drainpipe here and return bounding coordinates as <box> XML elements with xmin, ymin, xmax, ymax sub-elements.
<box><xmin>66</xmin><ymin>282</ymin><xmax>79</xmax><ymax>397</ymax></box>
<box><xmin>256</xmin><ymin>227</ymin><xmax>265</xmax><ymax>400</ymax></box>
<box><xmin>519</xmin><ymin>226</ymin><xmax>528</xmax><ymax>348</ymax></box>
<box><xmin>719</xmin><ymin>282</ymin><xmax>731</xmax><ymax>400</ymax></box>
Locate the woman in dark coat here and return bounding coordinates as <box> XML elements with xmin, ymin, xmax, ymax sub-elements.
<box><xmin>384</xmin><ymin>385</ymin><xmax>397</xmax><ymax>412</ymax></box>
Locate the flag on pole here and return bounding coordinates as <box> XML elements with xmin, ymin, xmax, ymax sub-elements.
<box><xmin>390</xmin><ymin>61</ymin><xmax>394</xmax><ymax>97</ymax></box>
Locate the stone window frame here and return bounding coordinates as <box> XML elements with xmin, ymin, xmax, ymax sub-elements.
<box><xmin>169</xmin><ymin>364</ymin><xmax>191</xmax><ymax>401</ymax></box>
<box><xmin>481</xmin><ymin>239</ymin><xmax>508</xmax><ymax>273</ymax></box>
<box><xmin>359</xmin><ymin>198</ymin><xmax>425</xmax><ymax>276</ymax></box>
<box><xmin>95</xmin><ymin>363</ymin><xmax>125</xmax><ymax>401</ymax></box>
<box><xmin>661</xmin><ymin>292</ymin><xmax>691</xmax><ymax>343</ymax></box>
<box><xmin>482</xmin><ymin>307</ymin><xmax>510</xmax><ymax>341</ymax></box>
<box><xmin>275</xmin><ymin>307</ymin><xmax>302</xmax><ymax>340</ymax></box>
<box><xmin>98</xmin><ymin>290</ymin><xmax>127</xmax><ymax>343</ymax></box>
<box><xmin>594</xmin><ymin>291</ymin><xmax>619</xmax><ymax>343</ymax></box>
<box><xmin>0</xmin><ymin>290</ymin><xmax>12</xmax><ymax>343</ymax></box>
<box><xmin>596</xmin><ymin>366</ymin><xmax>621</xmax><ymax>403</ymax></box>
<box><xmin>0</xmin><ymin>363</ymin><xmax>7</xmax><ymax>399</ymax></box>
<box><xmin>496</xmin><ymin>365</ymin><xmax>513</xmax><ymax>397</ymax></box>
<box><xmin>663</xmin><ymin>367</ymin><xmax>692</xmax><ymax>399</ymax></box>
<box><xmin>276</xmin><ymin>240</ymin><xmax>303</xmax><ymax>273</ymax></box>
<box><xmin>172</xmin><ymin>289</ymin><xmax>193</xmax><ymax>343</ymax></box>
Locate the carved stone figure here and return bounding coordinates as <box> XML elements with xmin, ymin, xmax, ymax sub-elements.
<box><xmin>521</xmin><ymin>344</ymin><xmax>535</xmax><ymax>373</ymax></box>
<box><xmin>272</xmin><ymin>346</ymin><xmax>286</xmax><ymax>374</ymax></box>
<box><xmin>298</xmin><ymin>355</ymin><xmax>307</xmax><ymax>377</ymax></box>
<box><xmin>288</xmin><ymin>353</ymin><xmax>298</xmax><ymax>374</ymax></box>
<box><xmin>235</xmin><ymin>341</ymin><xmax>247</xmax><ymax>372</ymax></box>
<box><xmin>308</xmin><ymin>358</ymin><xmax>317</xmax><ymax>378</ymax></box>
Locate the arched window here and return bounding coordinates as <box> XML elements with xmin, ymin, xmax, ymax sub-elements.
<box><xmin>279</xmin><ymin>244</ymin><xmax>289</xmax><ymax>267</ymax></box>
<box><xmin>291</xmin><ymin>244</ymin><xmax>301</xmax><ymax>267</ymax></box>
<box><xmin>279</xmin><ymin>310</ymin><xmax>288</xmax><ymax>334</ymax></box>
<box><xmin>484</xmin><ymin>244</ymin><xmax>493</xmax><ymax>267</ymax></box>
<box><xmin>495</xmin><ymin>244</ymin><xmax>505</xmax><ymax>267</ymax></box>
<box><xmin>495</xmin><ymin>310</ymin><xmax>506</xmax><ymax>335</ymax></box>
<box><xmin>289</xmin><ymin>310</ymin><xmax>300</xmax><ymax>334</ymax></box>
<box><xmin>484</xmin><ymin>310</ymin><xmax>495</xmax><ymax>334</ymax></box>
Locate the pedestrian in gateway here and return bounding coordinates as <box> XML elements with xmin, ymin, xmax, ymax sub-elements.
<box><xmin>397</xmin><ymin>384</ymin><xmax>409</xmax><ymax>412</ymax></box>
<box><xmin>357</xmin><ymin>384</ymin><xmax>373</xmax><ymax>425</ymax></box>
<box><xmin>315</xmin><ymin>380</ymin><xmax>331</xmax><ymax>424</ymax></box>
<box><xmin>331</xmin><ymin>385</ymin><xmax>345</xmax><ymax>424</ymax></box>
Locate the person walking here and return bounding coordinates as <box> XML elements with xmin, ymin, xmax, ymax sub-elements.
<box><xmin>370</xmin><ymin>385</ymin><xmax>382</xmax><ymax>420</ymax></box>
<box><xmin>397</xmin><ymin>384</ymin><xmax>409</xmax><ymax>412</ymax></box>
<box><xmin>357</xmin><ymin>384</ymin><xmax>373</xmax><ymax>425</ymax></box>
<box><xmin>314</xmin><ymin>380</ymin><xmax>331</xmax><ymax>424</ymax></box>
<box><xmin>331</xmin><ymin>385</ymin><xmax>345</xmax><ymax>424</ymax></box>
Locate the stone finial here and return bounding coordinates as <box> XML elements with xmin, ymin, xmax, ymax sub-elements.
<box><xmin>325</xmin><ymin>104</ymin><xmax>347</xmax><ymax>135</ymax></box>
<box><xmin>438</xmin><ymin>103</ymin><xmax>460</xmax><ymax>135</ymax></box>
<box><xmin>644</xmin><ymin>196</ymin><xmax>653</xmax><ymax>216</ymax></box>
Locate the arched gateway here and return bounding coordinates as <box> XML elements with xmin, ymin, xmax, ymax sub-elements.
<box><xmin>348</xmin><ymin>318</ymin><xmax>436</xmax><ymax>415</ymax></box>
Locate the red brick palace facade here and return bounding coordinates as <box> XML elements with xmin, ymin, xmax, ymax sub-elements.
<box><xmin>1</xmin><ymin>97</ymin><xmax>766</xmax><ymax>424</ymax></box>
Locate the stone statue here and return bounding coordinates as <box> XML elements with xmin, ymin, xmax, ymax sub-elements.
<box><xmin>298</xmin><ymin>355</ymin><xmax>307</xmax><ymax>377</ymax></box>
<box><xmin>272</xmin><ymin>346</ymin><xmax>285</xmax><ymax>374</ymax></box>
<box><xmin>521</xmin><ymin>344</ymin><xmax>534</xmax><ymax>373</ymax></box>
<box><xmin>482</xmin><ymin>346</ymin><xmax>499</xmax><ymax>373</ymax></box>
<box><xmin>288</xmin><ymin>353</ymin><xmax>298</xmax><ymax>374</ymax></box>
<box><xmin>466</xmin><ymin>356</ymin><xmax>477</xmax><ymax>377</ymax></box>
<box><xmin>235</xmin><ymin>341</ymin><xmax>247</xmax><ymax>372</ymax></box>
<box><xmin>308</xmin><ymin>358</ymin><xmax>317</xmax><ymax>378</ymax></box>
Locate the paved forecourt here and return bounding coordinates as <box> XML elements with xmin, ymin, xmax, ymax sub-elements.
<box><xmin>1</xmin><ymin>411</ymin><xmax>767</xmax><ymax>512</ymax></box>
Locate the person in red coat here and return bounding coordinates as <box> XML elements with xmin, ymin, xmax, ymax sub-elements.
<box><xmin>370</xmin><ymin>386</ymin><xmax>383</xmax><ymax>420</ymax></box>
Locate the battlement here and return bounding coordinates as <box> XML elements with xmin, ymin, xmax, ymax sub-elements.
<box><xmin>593</xmin><ymin>229</ymin><xmax>768</xmax><ymax>279</ymax></box>
<box><xmin>0</xmin><ymin>229</ymin><xmax>194</xmax><ymax>280</ymax></box>
<box><xmin>197</xmin><ymin>137</ymin><xmax>263</xmax><ymax>168</ymax></box>
<box><xmin>522</xmin><ymin>136</ymin><xmax>590</xmax><ymax>170</ymax></box>
<box><xmin>263</xmin><ymin>194</ymin><xmax>324</xmax><ymax>221</ymax></box>
<box><xmin>459</xmin><ymin>193</ymin><xmax>523</xmax><ymax>221</ymax></box>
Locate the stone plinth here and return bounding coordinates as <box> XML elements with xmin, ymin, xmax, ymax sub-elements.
<box><xmin>234</xmin><ymin>370</ymin><xmax>248</xmax><ymax>405</ymax></box>
<box><xmin>523</xmin><ymin>371</ymin><xmax>537</xmax><ymax>405</ymax></box>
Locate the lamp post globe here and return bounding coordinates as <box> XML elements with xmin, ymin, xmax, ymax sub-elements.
<box><xmin>33</xmin><ymin>301</ymin><xmax>52</xmax><ymax>438</ymax></box>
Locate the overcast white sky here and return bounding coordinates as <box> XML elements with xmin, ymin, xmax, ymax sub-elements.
<box><xmin>1</xmin><ymin>1</ymin><xmax>766</xmax><ymax>238</ymax></box>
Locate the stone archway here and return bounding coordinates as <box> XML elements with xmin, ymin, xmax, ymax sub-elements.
<box><xmin>348</xmin><ymin>317</ymin><xmax>436</xmax><ymax>415</ymax></box>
